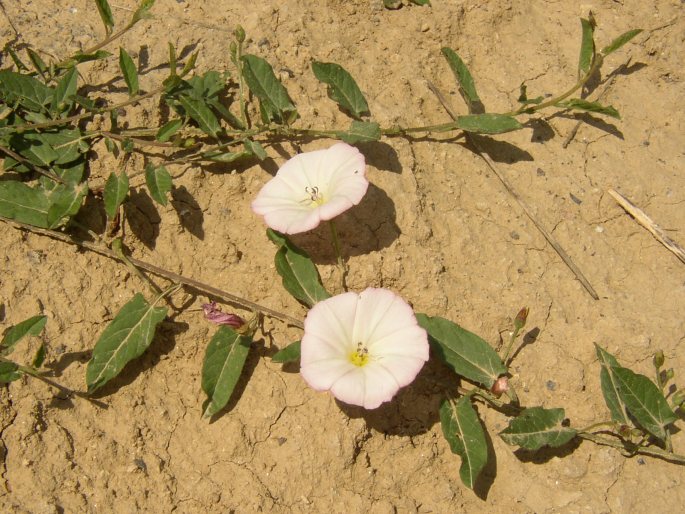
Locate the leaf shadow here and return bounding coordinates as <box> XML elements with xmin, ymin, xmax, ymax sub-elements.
<box><xmin>171</xmin><ymin>185</ymin><xmax>204</xmax><ymax>239</ymax></box>
<box><xmin>205</xmin><ymin>337</ymin><xmax>264</xmax><ymax>423</ymax></box>
<box><xmin>88</xmin><ymin>320</ymin><xmax>187</xmax><ymax>398</ymax></box>
<box><xmin>467</xmin><ymin>134</ymin><xmax>534</xmax><ymax>163</ymax></box>
<box><xmin>512</xmin><ymin>437</ymin><xmax>581</xmax><ymax>464</ymax></box>
<box><xmin>554</xmin><ymin>113</ymin><xmax>624</xmax><ymax>140</ymax></box>
<box><xmin>356</xmin><ymin>141</ymin><xmax>402</xmax><ymax>173</ymax></box>
<box><xmin>124</xmin><ymin>188</ymin><xmax>161</xmax><ymax>249</ymax></box>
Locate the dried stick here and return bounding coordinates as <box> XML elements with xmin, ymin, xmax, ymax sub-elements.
<box><xmin>426</xmin><ymin>81</ymin><xmax>599</xmax><ymax>300</ymax></box>
<box><xmin>608</xmin><ymin>189</ymin><xmax>685</xmax><ymax>266</ymax></box>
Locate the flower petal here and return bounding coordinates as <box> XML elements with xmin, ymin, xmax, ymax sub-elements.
<box><xmin>301</xmin><ymin>357</ymin><xmax>356</xmax><ymax>392</ymax></box>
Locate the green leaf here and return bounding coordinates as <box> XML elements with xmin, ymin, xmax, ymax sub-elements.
<box><xmin>499</xmin><ymin>407</ymin><xmax>577</xmax><ymax>450</ymax></box>
<box><xmin>132</xmin><ymin>0</ymin><xmax>155</xmax><ymax>23</ymax></box>
<box><xmin>168</xmin><ymin>42</ymin><xmax>177</xmax><ymax>77</ymax></box>
<box><xmin>0</xmin><ymin>361</ymin><xmax>22</xmax><ymax>383</ymax></box>
<box><xmin>578</xmin><ymin>17</ymin><xmax>596</xmax><ymax>78</ymax></box>
<box><xmin>180</xmin><ymin>51</ymin><xmax>199</xmax><ymax>77</ymax></box>
<box><xmin>266</xmin><ymin>229</ymin><xmax>331</xmax><ymax>307</ymax></box>
<box><xmin>202</xmin><ymin>150</ymin><xmax>251</xmax><ymax>163</ymax></box>
<box><xmin>145</xmin><ymin>164</ymin><xmax>172</xmax><ymax>206</ymax></box>
<box><xmin>338</xmin><ymin>120</ymin><xmax>381</xmax><ymax>144</ymax></box>
<box><xmin>272</xmin><ymin>341</ymin><xmax>301</xmax><ymax>364</ymax></box>
<box><xmin>243</xmin><ymin>139</ymin><xmax>267</xmax><ymax>160</ymax></box>
<box><xmin>104</xmin><ymin>170</ymin><xmax>129</xmax><ymax>219</ymax></box>
<box><xmin>456</xmin><ymin>114</ymin><xmax>522</xmax><ymax>134</ymax></box>
<box><xmin>86</xmin><ymin>293</ymin><xmax>167</xmax><ymax>393</ymax></box>
<box><xmin>601</xmin><ymin>29</ymin><xmax>643</xmax><ymax>56</ymax></box>
<box><xmin>440</xmin><ymin>397</ymin><xmax>488</xmax><ymax>489</ymax></box>
<box><xmin>1</xmin><ymin>315</ymin><xmax>47</xmax><ymax>356</ymax></box>
<box><xmin>27</xmin><ymin>48</ymin><xmax>48</xmax><ymax>77</ymax></box>
<box><xmin>0</xmin><ymin>70</ymin><xmax>53</xmax><ymax>111</ymax></box>
<box><xmin>383</xmin><ymin>0</ymin><xmax>402</xmax><ymax>8</ymax></box>
<box><xmin>415</xmin><ymin>314</ymin><xmax>506</xmax><ymax>388</ymax></box>
<box><xmin>311</xmin><ymin>61</ymin><xmax>370</xmax><ymax>119</ymax></box>
<box><xmin>50</xmin><ymin>67</ymin><xmax>79</xmax><ymax>113</ymax></box>
<box><xmin>595</xmin><ymin>345</ymin><xmax>630</xmax><ymax>425</ymax></box>
<box><xmin>5</xmin><ymin>44</ymin><xmax>29</xmax><ymax>72</ymax></box>
<box><xmin>9</xmin><ymin>132</ymin><xmax>59</xmax><ymax>166</ymax></box>
<box><xmin>47</xmin><ymin>181</ymin><xmax>88</xmax><ymax>228</ymax></box>
<box><xmin>441</xmin><ymin>47</ymin><xmax>482</xmax><ymax>113</ymax></box>
<box><xmin>612</xmin><ymin>366</ymin><xmax>677</xmax><ymax>441</ymax></box>
<box><xmin>201</xmin><ymin>326</ymin><xmax>252</xmax><ymax>418</ymax></box>
<box><xmin>62</xmin><ymin>50</ymin><xmax>112</xmax><ymax>67</ymax></box>
<box><xmin>240</xmin><ymin>54</ymin><xmax>297</xmax><ymax>124</ymax></box>
<box><xmin>178</xmin><ymin>96</ymin><xmax>221</xmax><ymax>137</ymax></box>
<box><xmin>94</xmin><ymin>0</ymin><xmax>115</xmax><ymax>34</ymax></box>
<box><xmin>31</xmin><ymin>343</ymin><xmax>46</xmax><ymax>368</ymax></box>
<box><xmin>557</xmin><ymin>98</ymin><xmax>620</xmax><ymax>119</ymax></box>
<box><xmin>119</xmin><ymin>48</ymin><xmax>139</xmax><ymax>96</ymax></box>
<box><xmin>156</xmin><ymin>119</ymin><xmax>183</xmax><ymax>142</ymax></box>
<box><xmin>410</xmin><ymin>0</ymin><xmax>431</xmax><ymax>4</ymax></box>
<box><xmin>0</xmin><ymin>181</ymin><xmax>50</xmax><ymax>227</ymax></box>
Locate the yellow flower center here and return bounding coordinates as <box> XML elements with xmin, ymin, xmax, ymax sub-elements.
<box><xmin>349</xmin><ymin>342</ymin><xmax>369</xmax><ymax>367</ymax></box>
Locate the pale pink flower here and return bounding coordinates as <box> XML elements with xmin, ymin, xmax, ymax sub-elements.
<box><xmin>300</xmin><ymin>288</ymin><xmax>429</xmax><ymax>409</ymax></box>
<box><xmin>251</xmin><ymin>142</ymin><xmax>368</xmax><ymax>234</ymax></box>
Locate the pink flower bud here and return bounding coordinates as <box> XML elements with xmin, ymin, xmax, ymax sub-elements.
<box><xmin>491</xmin><ymin>376</ymin><xmax>509</xmax><ymax>396</ymax></box>
<box><xmin>202</xmin><ymin>302</ymin><xmax>245</xmax><ymax>328</ymax></box>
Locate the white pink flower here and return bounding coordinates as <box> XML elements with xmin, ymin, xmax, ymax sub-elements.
<box><xmin>251</xmin><ymin>142</ymin><xmax>368</xmax><ymax>234</ymax></box>
<box><xmin>300</xmin><ymin>288</ymin><xmax>429</xmax><ymax>409</ymax></box>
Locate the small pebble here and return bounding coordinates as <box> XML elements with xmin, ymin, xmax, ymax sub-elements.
<box><xmin>595</xmin><ymin>226</ymin><xmax>605</xmax><ymax>233</ymax></box>
<box><xmin>546</xmin><ymin>380</ymin><xmax>556</xmax><ymax>391</ymax></box>
<box><xmin>421</xmin><ymin>24</ymin><xmax>430</xmax><ymax>32</ymax></box>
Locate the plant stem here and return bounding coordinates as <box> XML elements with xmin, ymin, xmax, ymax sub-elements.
<box><xmin>577</xmin><ymin>431</ymin><xmax>685</xmax><ymax>465</ymax></box>
<box><xmin>328</xmin><ymin>220</ymin><xmax>347</xmax><ymax>292</ymax></box>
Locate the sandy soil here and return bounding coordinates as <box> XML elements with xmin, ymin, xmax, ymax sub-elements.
<box><xmin>1</xmin><ymin>0</ymin><xmax>684</xmax><ymax>512</ymax></box>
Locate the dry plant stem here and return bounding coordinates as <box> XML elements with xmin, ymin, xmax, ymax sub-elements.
<box><xmin>0</xmin><ymin>145</ymin><xmax>65</xmax><ymax>184</ymax></box>
<box><xmin>0</xmin><ymin>217</ymin><xmax>304</xmax><ymax>328</ymax></box>
<box><xmin>608</xmin><ymin>188</ymin><xmax>685</xmax><ymax>266</ymax></box>
<box><xmin>426</xmin><ymin>81</ymin><xmax>600</xmax><ymax>300</ymax></box>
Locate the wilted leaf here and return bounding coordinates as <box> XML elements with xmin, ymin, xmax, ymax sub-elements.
<box><xmin>578</xmin><ymin>17</ymin><xmax>596</xmax><ymax>77</ymax></box>
<box><xmin>338</xmin><ymin>120</ymin><xmax>381</xmax><ymax>144</ymax></box>
<box><xmin>441</xmin><ymin>47</ymin><xmax>482</xmax><ymax>113</ymax></box>
<box><xmin>0</xmin><ymin>70</ymin><xmax>53</xmax><ymax>111</ymax></box>
<box><xmin>1</xmin><ymin>315</ymin><xmax>47</xmax><ymax>356</ymax></box>
<box><xmin>612</xmin><ymin>366</ymin><xmax>677</xmax><ymax>441</ymax></box>
<box><xmin>240</xmin><ymin>54</ymin><xmax>297</xmax><ymax>124</ymax></box>
<box><xmin>312</xmin><ymin>61</ymin><xmax>370</xmax><ymax>119</ymax></box>
<box><xmin>145</xmin><ymin>164</ymin><xmax>172</xmax><ymax>206</ymax></box>
<box><xmin>119</xmin><ymin>48</ymin><xmax>139</xmax><ymax>96</ymax></box>
<box><xmin>266</xmin><ymin>229</ymin><xmax>331</xmax><ymax>307</ymax></box>
<box><xmin>86</xmin><ymin>293</ymin><xmax>168</xmax><ymax>393</ymax></box>
<box><xmin>201</xmin><ymin>326</ymin><xmax>252</xmax><ymax>418</ymax></box>
<box><xmin>557</xmin><ymin>98</ymin><xmax>620</xmax><ymax>119</ymax></box>
<box><xmin>0</xmin><ymin>181</ymin><xmax>50</xmax><ymax>227</ymax></box>
<box><xmin>272</xmin><ymin>341</ymin><xmax>301</xmax><ymax>364</ymax></box>
<box><xmin>456</xmin><ymin>114</ymin><xmax>522</xmax><ymax>134</ymax></box>
<box><xmin>104</xmin><ymin>170</ymin><xmax>129</xmax><ymax>219</ymax></box>
<box><xmin>415</xmin><ymin>314</ymin><xmax>506</xmax><ymax>388</ymax></box>
<box><xmin>94</xmin><ymin>0</ymin><xmax>115</xmax><ymax>34</ymax></box>
<box><xmin>440</xmin><ymin>396</ymin><xmax>488</xmax><ymax>489</ymax></box>
<box><xmin>178</xmin><ymin>96</ymin><xmax>221</xmax><ymax>137</ymax></box>
<box><xmin>156</xmin><ymin>119</ymin><xmax>183</xmax><ymax>142</ymax></box>
<box><xmin>601</xmin><ymin>29</ymin><xmax>643</xmax><ymax>56</ymax></box>
<box><xmin>595</xmin><ymin>344</ymin><xmax>630</xmax><ymax>424</ymax></box>
<box><xmin>499</xmin><ymin>407</ymin><xmax>577</xmax><ymax>450</ymax></box>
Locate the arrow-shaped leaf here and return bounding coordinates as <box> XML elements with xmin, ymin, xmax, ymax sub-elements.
<box><xmin>266</xmin><ymin>229</ymin><xmax>331</xmax><ymax>307</ymax></box>
<box><xmin>612</xmin><ymin>366</ymin><xmax>677</xmax><ymax>441</ymax></box>
<box><xmin>201</xmin><ymin>326</ymin><xmax>252</xmax><ymax>418</ymax></box>
<box><xmin>338</xmin><ymin>120</ymin><xmax>381</xmax><ymax>144</ymax></box>
<box><xmin>119</xmin><ymin>48</ymin><xmax>139</xmax><ymax>96</ymax></box>
<box><xmin>86</xmin><ymin>293</ymin><xmax>168</xmax><ymax>393</ymax></box>
<box><xmin>0</xmin><ymin>361</ymin><xmax>22</xmax><ymax>383</ymax></box>
<box><xmin>240</xmin><ymin>54</ymin><xmax>297</xmax><ymax>124</ymax></box>
<box><xmin>456</xmin><ymin>114</ymin><xmax>522</xmax><ymax>134</ymax></box>
<box><xmin>416</xmin><ymin>314</ymin><xmax>506</xmax><ymax>388</ymax></box>
<box><xmin>601</xmin><ymin>28</ymin><xmax>643</xmax><ymax>56</ymax></box>
<box><xmin>499</xmin><ymin>407</ymin><xmax>577</xmax><ymax>450</ymax></box>
<box><xmin>272</xmin><ymin>341</ymin><xmax>301</xmax><ymax>364</ymax></box>
<box><xmin>311</xmin><ymin>61</ymin><xmax>370</xmax><ymax>119</ymax></box>
<box><xmin>145</xmin><ymin>164</ymin><xmax>172</xmax><ymax>206</ymax></box>
<box><xmin>1</xmin><ymin>315</ymin><xmax>47</xmax><ymax>356</ymax></box>
<box><xmin>104</xmin><ymin>170</ymin><xmax>129</xmax><ymax>219</ymax></box>
<box><xmin>0</xmin><ymin>181</ymin><xmax>50</xmax><ymax>228</ymax></box>
<box><xmin>94</xmin><ymin>0</ymin><xmax>115</xmax><ymax>34</ymax></box>
<box><xmin>595</xmin><ymin>344</ymin><xmax>630</xmax><ymax>424</ymax></box>
<box><xmin>440</xmin><ymin>396</ymin><xmax>488</xmax><ymax>489</ymax></box>
<box><xmin>578</xmin><ymin>17</ymin><xmax>596</xmax><ymax>78</ymax></box>
<box><xmin>0</xmin><ymin>70</ymin><xmax>53</xmax><ymax>111</ymax></box>
<box><xmin>47</xmin><ymin>181</ymin><xmax>87</xmax><ymax>228</ymax></box>
<box><xmin>178</xmin><ymin>96</ymin><xmax>221</xmax><ymax>137</ymax></box>
<box><xmin>441</xmin><ymin>47</ymin><xmax>483</xmax><ymax>114</ymax></box>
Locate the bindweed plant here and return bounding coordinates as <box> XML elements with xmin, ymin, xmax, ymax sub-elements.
<box><xmin>1</xmin><ymin>0</ymin><xmax>682</xmax><ymax>494</ymax></box>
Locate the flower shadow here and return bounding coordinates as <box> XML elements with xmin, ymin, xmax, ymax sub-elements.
<box><xmin>289</xmin><ymin>183</ymin><xmax>400</xmax><ymax>263</ymax></box>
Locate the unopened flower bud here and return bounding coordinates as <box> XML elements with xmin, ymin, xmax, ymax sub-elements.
<box><xmin>491</xmin><ymin>376</ymin><xmax>509</xmax><ymax>397</ymax></box>
<box><xmin>514</xmin><ymin>307</ymin><xmax>529</xmax><ymax>331</ymax></box>
<box><xmin>671</xmin><ymin>390</ymin><xmax>685</xmax><ymax>408</ymax></box>
<box><xmin>234</xmin><ymin>25</ymin><xmax>246</xmax><ymax>43</ymax></box>
<box><xmin>630</xmin><ymin>428</ymin><xmax>644</xmax><ymax>439</ymax></box>
<box><xmin>664</xmin><ymin>368</ymin><xmax>675</xmax><ymax>382</ymax></box>
<box><xmin>653</xmin><ymin>350</ymin><xmax>665</xmax><ymax>369</ymax></box>
<box><xmin>229</xmin><ymin>41</ymin><xmax>238</xmax><ymax>58</ymax></box>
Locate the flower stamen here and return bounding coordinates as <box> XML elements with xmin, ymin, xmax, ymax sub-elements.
<box><xmin>302</xmin><ymin>185</ymin><xmax>324</xmax><ymax>206</ymax></box>
<box><xmin>349</xmin><ymin>341</ymin><xmax>369</xmax><ymax>367</ymax></box>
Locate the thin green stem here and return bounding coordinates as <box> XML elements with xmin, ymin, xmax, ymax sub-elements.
<box><xmin>578</xmin><ymin>420</ymin><xmax>617</xmax><ymax>432</ymax></box>
<box><xmin>577</xmin><ymin>431</ymin><xmax>685</xmax><ymax>465</ymax></box>
<box><xmin>502</xmin><ymin>326</ymin><xmax>521</xmax><ymax>365</ymax></box>
<box><xmin>329</xmin><ymin>220</ymin><xmax>347</xmax><ymax>292</ymax></box>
